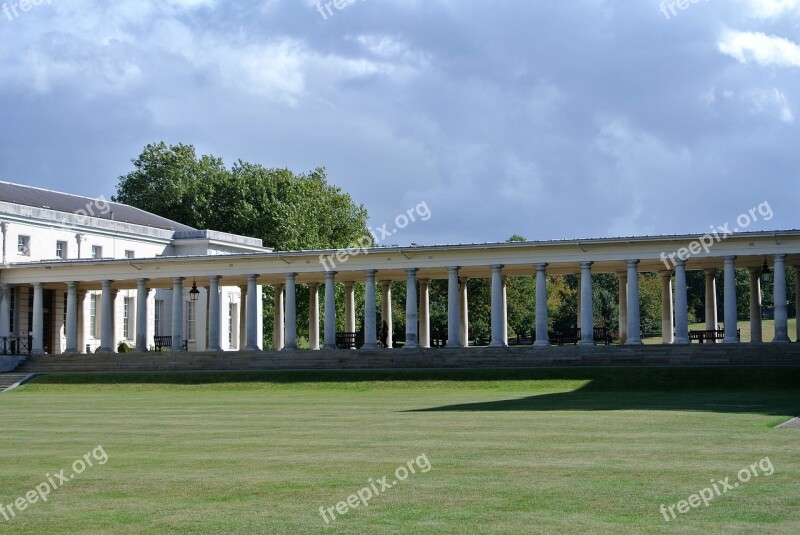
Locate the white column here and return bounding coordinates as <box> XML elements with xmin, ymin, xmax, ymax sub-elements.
<box><xmin>207</xmin><ymin>276</ymin><xmax>221</xmax><ymax>352</ymax></box>
<box><xmin>344</xmin><ymin>282</ymin><xmax>355</xmax><ymax>333</ymax></box>
<box><xmin>660</xmin><ymin>271</ymin><xmax>674</xmax><ymax>344</ymax></box>
<box><xmin>245</xmin><ymin>275</ymin><xmax>260</xmax><ymax>351</ymax></box>
<box><xmin>363</xmin><ymin>270</ymin><xmax>378</xmax><ymax>349</ymax></box>
<box><xmin>0</xmin><ymin>284</ymin><xmax>9</xmax><ymax>339</ymax></box>
<box><xmin>405</xmin><ymin>268</ymin><xmax>419</xmax><ymax>349</ymax></box>
<box><xmin>284</xmin><ymin>273</ymin><xmax>297</xmax><ymax>350</ymax></box>
<box><xmin>419</xmin><ymin>279</ymin><xmax>430</xmax><ymax>348</ymax></box>
<box><xmin>795</xmin><ymin>266</ymin><xmax>800</xmax><ymax>343</ymax></box>
<box><xmin>459</xmin><ymin>278</ymin><xmax>469</xmax><ymax>347</ymax></box>
<box><xmin>534</xmin><ymin>264</ymin><xmax>549</xmax><ymax>346</ymax></box>
<box><xmin>134</xmin><ymin>279</ymin><xmax>149</xmax><ymax>352</ymax></box>
<box><xmin>722</xmin><ymin>256</ymin><xmax>739</xmax><ymax>343</ymax></box>
<box><xmin>65</xmin><ymin>282</ymin><xmax>79</xmax><ymax>353</ymax></box>
<box><xmin>626</xmin><ymin>260</ymin><xmax>643</xmax><ymax>345</ymax></box>
<box><xmin>501</xmin><ymin>277</ymin><xmax>508</xmax><ymax>345</ymax></box>
<box><xmin>748</xmin><ymin>268</ymin><xmax>763</xmax><ymax>344</ymax></box>
<box><xmin>704</xmin><ymin>269</ymin><xmax>718</xmax><ymax>330</ymax></box>
<box><xmin>171</xmin><ymin>277</ymin><xmax>184</xmax><ymax>351</ymax></box>
<box><xmin>324</xmin><ymin>271</ymin><xmax>337</xmax><ymax>349</ymax></box>
<box><xmin>272</xmin><ymin>284</ymin><xmax>284</xmax><ymax>351</ymax></box>
<box><xmin>31</xmin><ymin>282</ymin><xmax>44</xmax><ymax>355</ymax></box>
<box><xmin>308</xmin><ymin>283</ymin><xmax>320</xmax><ymax>351</ymax></box>
<box><xmin>578</xmin><ymin>262</ymin><xmax>594</xmax><ymax>345</ymax></box>
<box><xmin>238</xmin><ymin>285</ymin><xmax>247</xmax><ymax>350</ymax></box>
<box><xmin>490</xmin><ymin>265</ymin><xmax>506</xmax><ymax>347</ymax></box>
<box><xmin>77</xmin><ymin>290</ymin><xmax>87</xmax><ymax>353</ymax></box>
<box><xmin>773</xmin><ymin>254</ymin><xmax>789</xmax><ymax>343</ymax></box>
<box><xmin>618</xmin><ymin>273</ymin><xmax>628</xmax><ymax>344</ymax></box>
<box><xmin>99</xmin><ymin>280</ymin><xmax>114</xmax><ymax>353</ymax></box>
<box><xmin>674</xmin><ymin>260</ymin><xmax>690</xmax><ymax>344</ymax></box>
<box><xmin>381</xmin><ymin>281</ymin><xmax>393</xmax><ymax>348</ymax></box>
<box><xmin>447</xmin><ymin>267</ymin><xmax>461</xmax><ymax>348</ymax></box>
<box><xmin>576</xmin><ymin>284</ymin><xmax>581</xmax><ymax>330</ymax></box>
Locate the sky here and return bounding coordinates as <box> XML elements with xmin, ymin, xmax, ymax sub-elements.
<box><xmin>0</xmin><ymin>0</ymin><xmax>798</xmax><ymax>246</ymax></box>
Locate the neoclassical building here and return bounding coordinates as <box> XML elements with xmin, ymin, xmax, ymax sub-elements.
<box><xmin>0</xmin><ymin>182</ymin><xmax>267</xmax><ymax>354</ymax></box>
<box><xmin>0</xmin><ymin>182</ymin><xmax>798</xmax><ymax>355</ymax></box>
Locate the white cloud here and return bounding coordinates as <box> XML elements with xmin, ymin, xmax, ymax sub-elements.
<box><xmin>719</xmin><ymin>30</ymin><xmax>800</xmax><ymax>67</ymax></box>
<box><xmin>741</xmin><ymin>0</ymin><xmax>800</xmax><ymax>19</ymax></box>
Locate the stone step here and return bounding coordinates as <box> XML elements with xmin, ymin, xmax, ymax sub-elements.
<box><xmin>0</xmin><ymin>374</ymin><xmax>35</xmax><ymax>392</ymax></box>
<box><xmin>13</xmin><ymin>344</ymin><xmax>800</xmax><ymax>373</ymax></box>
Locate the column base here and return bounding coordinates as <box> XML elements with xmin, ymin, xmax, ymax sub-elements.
<box><xmin>772</xmin><ymin>338</ymin><xmax>791</xmax><ymax>344</ymax></box>
<box><xmin>625</xmin><ymin>340</ymin><xmax>643</xmax><ymax>346</ymax></box>
<box><xmin>577</xmin><ymin>340</ymin><xmax>595</xmax><ymax>346</ymax></box>
<box><xmin>722</xmin><ymin>338</ymin><xmax>740</xmax><ymax>344</ymax></box>
<box><xmin>64</xmin><ymin>347</ymin><xmax>79</xmax><ymax>354</ymax></box>
<box><xmin>403</xmin><ymin>343</ymin><xmax>419</xmax><ymax>350</ymax></box>
<box><xmin>323</xmin><ymin>344</ymin><xmax>338</xmax><ymax>350</ymax></box>
<box><xmin>673</xmin><ymin>338</ymin><xmax>690</xmax><ymax>345</ymax></box>
<box><xmin>534</xmin><ymin>340</ymin><xmax>550</xmax><ymax>347</ymax></box>
<box><xmin>488</xmin><ymin>341</ymin><xmax>507</xmax><ymax>348</ymax></box>
<box><xmin>97</xmin><ymin>347</ymin><xmax>114</xmax><ymax>354</ymax></box>
<box><xmin>244</xmin><ymin>345</ymin><xmax>261</xmax><ymax>351</ymax></box>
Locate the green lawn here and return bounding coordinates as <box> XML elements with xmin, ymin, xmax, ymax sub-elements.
<box><xmin>1</xmin><ymin>368</ymin><xmax>799</xmax><ymax>534</ymax></box>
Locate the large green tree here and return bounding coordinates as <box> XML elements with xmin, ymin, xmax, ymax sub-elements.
<box><xmin>113</xmin><ymin>142</ymin><xmax>372</xmax><ymax>347</ymax></box>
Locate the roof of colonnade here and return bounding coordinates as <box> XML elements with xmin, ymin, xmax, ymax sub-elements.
<box><xmin>2</xmin><ymin>230</ymin><xmax>799</xmax><ymax>290</ymax></box>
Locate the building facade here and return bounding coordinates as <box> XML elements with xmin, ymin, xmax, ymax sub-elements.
<box><xmin>1</xmin><ymin>182</ymin><xmax>799</xmax><ymax>355</ymax></box>
<box><xmin>0</xmin><ymin>182</ymin><xmax>267</xmax><ymax>353</ymax></box>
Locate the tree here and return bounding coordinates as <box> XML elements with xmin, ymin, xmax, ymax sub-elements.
<box><xmin>114</xmin><ymin>142</ymin><xmax>372</xmax><ymax>347</ymax></box>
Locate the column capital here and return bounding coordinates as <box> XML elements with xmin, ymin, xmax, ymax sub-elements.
<box><xmin>447</xmin><ymin>266</ymin><xmax>460</xmax><ymax>274</ymax></box>
<box><xmin>67</xmin><ymin>281</ymin><xmax>78</xmax><ymax>290</ymax></box>
<box><xmin>246</xmin><ymin>274</ymin><xmax>259</xmax><ymax>283</ymax></box>
<box><xmin>285</xmin><ymin>272</ymin><xmax>298</xmax><ymax>281</ymax></box>
<box><xmin>674</xmin><ymin>259</ymin><xmax>686</xmax><ymax>267</ymax></box>
<box><xmin>419</xmin><ymin>278</ymin><xmax>430</xmax><ymax>285</ymax></box>
<box><xmin>208</xmin><ymin>275</ymin><xmax>221</xmax><ymax>284</ymax></box>
<box><xmin>172</xmin><ymin>277</ymin><xmax>185</xmax><ymax>285</ymax></box>
<box><xmin>580</xmin><ymin>261</ymin><xmax>593</xmax><ymax>269</ymax></box>
<box><xmin>659</xmin><ymin>271</ymin><xmax>672</xmax><ymax>279</ymax></box>
<box><xmin>307</xmin><ymin>281</ymin><xmax>319</xmax><ymax>289</ymax></box>
<box><xmin>344</xmin><ymin>280</ymin><xmax>355</xmax><ymax>288</ymax></box>
<box><xmin>405</xmin><ymin>268</ymin><xmax>419</xmax><ymax>276</ymax></box>
<box><xmin>491</xmin><ymin>264</ymin><xmax>504</xmax><ymax>272</ymax></box>
<box><xmin>325</xmin><ymin>271</ymin><xmax>337</xmax><ymax>281</ymax></box>
<box><xmin>773</xmin><ymin>253</ymin><xmax>787</xmax><ymax>261</ymax></box>
<box><xmin>535</xmin><ymin>263</ymin><xmax>548</xmax><ymax>271</ymax></box>
<box><xmin>626</xmin><ymin>259</ymin><xmax>640</xmax><ymax>267</ymax></box>
<box><xmin>364</xmin><ymin>269</ymin><xmax>377</xmax><ymax>276</ymax></box>
<box><xmin>704</xmin><ymin>268</ymin><xmax>717</xmax><ymax>275</ymax></box>
<box><xmin>723</xmin><ymin>255</ymin><xmax>737</xmax><ymax>262</ymax></box>
<box><xmin>748</xmin><ymin>266</ymin><xmax>762</xmax><ymax>274</ymax></box>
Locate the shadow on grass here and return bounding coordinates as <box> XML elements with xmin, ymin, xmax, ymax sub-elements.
<box><xmin>406</xmin><ymin>387</ymin><xmax>800</xmax><ymax>416</ymax></box>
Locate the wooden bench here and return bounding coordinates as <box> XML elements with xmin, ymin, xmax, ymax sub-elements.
<box><xmin>688</xmin><ymin>329</ymin><xmax>740</xmax><ymax>343</ymax></box>
<box><xmin>335</xmin><ymin>332</ymin><xmax>364</xmax><ymax>349</ymax></box>
<box><xmin>153</xmin><ymin>336</ymin><xmax>188</xmax><ymax>352</ymax></box>
<box><xmin>550</xmin><ymin>327</ymin><xmax>612</xmax><ymax>346</ymax></box>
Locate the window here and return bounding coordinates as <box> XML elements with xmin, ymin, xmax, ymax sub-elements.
<box><xmin>154</xmin><ymin>300</ymin><xmax>163</xmax><ymax>336</ymax></box>
<box><xmin>123</xmin><ymin>297</ymin><xmax>133</xmax><ymax>340</ymax></box>
<box><xmin>56</xmin><ymin>241</ymin><xmax>67</xmax><ymax>259</ymax></box>
<box><xmin>186</xmin><ymin>301</ymin><xmax>196</xmax><ymax>341</ymax></box>
<box><xmin>89</xmin><ymin>294</ymin><xmax>99</xmax><ymax>338</ymax></box>
<box><xmin>18</xmin><ymin>235</ymin><xmax>30</xmax><ymax>256</ymax></box>
<box><xmin>124</xmin><ymin>250</ymin><xmax>135</xmax><ymax>259</ymax></box>
<box><xmin>91</xmin><ymin>245</ymin><xmax>102</xmax><ymax>259</ymax></box>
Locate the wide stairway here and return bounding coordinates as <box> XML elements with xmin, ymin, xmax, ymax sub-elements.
<box><xmin>14</xmin><ymin>344</ymin><xmax>800</xmax><ymax>374</ymax></box>
<box><xmin>0</xmin><ymin>373</ymin><xmax>33</xmax><ymax>392</ymax></box>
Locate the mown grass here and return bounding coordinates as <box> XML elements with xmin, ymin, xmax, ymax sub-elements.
<box><xmin>1</xmin><ymin>367</ymin><xmax>798</xmax><ymax>534</ymax></box>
